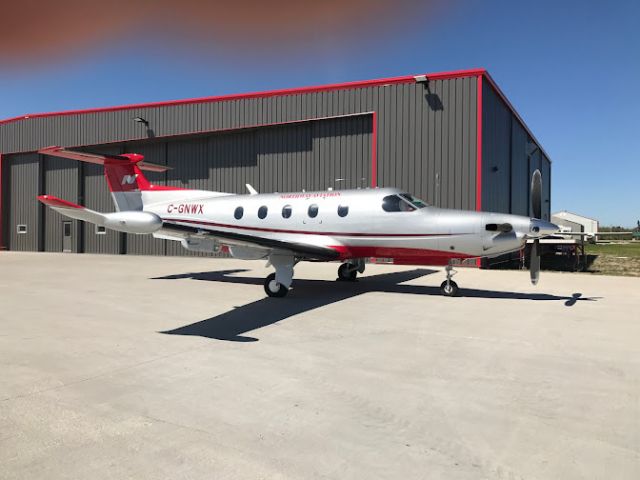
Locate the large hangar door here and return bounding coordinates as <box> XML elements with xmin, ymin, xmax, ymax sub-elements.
<box><xmin>164</xmin><ymin>116</ymin><xmax>372</xmax><ymax>256</ymax></box>
<box><xmin>7</xmin><ymin>154</ymin><xmax>41</xmax><ymax>251</ymax></box>
<box><xmin>43</xmin><ymin>155</ymin><xmax>80</xmax><ymax>252</ymax></box>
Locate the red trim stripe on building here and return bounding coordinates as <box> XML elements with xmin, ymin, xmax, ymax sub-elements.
<box><xmin>0</xmin><ymin>68</ymin><xmax>486</xmax><ymax>127</ymax></box>
<box><xmin>476</xmin><ymin>74</ymin><xmax>483</xmax><ymax>212</ymax></box>
<box><xmin>0</xmin><ymin>153</ymin><xmax>3</xmax><ymax>249</ymax></box>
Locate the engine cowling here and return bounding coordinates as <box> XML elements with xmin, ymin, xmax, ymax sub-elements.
<box><xmin>102</xmin><ymin>211</ymin><xmax>162</xmax><ymax>234</ymax></box>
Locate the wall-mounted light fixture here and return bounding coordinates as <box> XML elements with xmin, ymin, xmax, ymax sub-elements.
<box><xmin>132</xmin><ymin>117</ymin><xmax>149</xmax><ymax>127</ymax></box>
<box><xmin>414</xmin><ymin>74</ymin><xmax>428</xmax><ymax>84</ymax></box>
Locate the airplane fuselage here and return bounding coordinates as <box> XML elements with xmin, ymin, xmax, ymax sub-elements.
<box><xmin>144</xmin><ymin>187</ymin><xmax>546</xmax><ymax>265</ymax></box>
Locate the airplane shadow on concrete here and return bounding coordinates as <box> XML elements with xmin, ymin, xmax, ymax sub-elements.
<box><xmin>152</xmin><ymin>268</ymin><xmax>600</xmax><ymax>342</ymax></box>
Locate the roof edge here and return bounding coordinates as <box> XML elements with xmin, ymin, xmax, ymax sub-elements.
<box><xmin>0</xmin><ymin>68</ymin><xmax>486</xmax><ymax>127</ymax></box>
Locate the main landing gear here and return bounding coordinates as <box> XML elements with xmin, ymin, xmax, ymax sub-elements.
<box><xmin>264</xmin><ymin>254</ymin><xmax>296</xmax><ymax>298</ymax></box>
<box><xmin>337</xmin><ymin>259</ymin><xmax>365</xmax><ymax>281</ymax></box>
<box><xmin>264</xmin><ymin>273</ymin><xmax>288</xmax><ymax>297</ymax></box>
<box><xmin>440</xmin><ymin>264</ymin><xmax>459</xmax><ymax>297</ymax></box>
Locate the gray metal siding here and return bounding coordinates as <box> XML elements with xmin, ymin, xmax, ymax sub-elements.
<box><xmin>481</xmin><ymin>80</ymin><xmax>511</xmax><ymax>214</ymax></box>
<box><xmin>482</xmin><ymin>77</ymin><xmax>550</xmax><ymax>217</ymax></box>
<box><xmin>541</xmin><ymin>155</ymin><xmax>551</xmax><ymax>221</ymax></box>
<box><xmin>7</xmin><ymin>154</ymin><xmax>41</xmax><ymax>251</ymax></box>
<box><xmin>2</xmin><ymin>75</ymin><xmax>488</xmax><ymax>255</ymax></box>
<box><xmin>510</xmin><ymin>120</ymin><xmax>529</xmax><ymax>216</ymax></box>
<box><xmin>1</xmin><ymin>78</ymin><xmax>478</xmax><ymax>213</ymax></box>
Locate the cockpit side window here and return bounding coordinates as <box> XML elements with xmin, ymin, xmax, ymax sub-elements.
<box><xmin>382</xmin><ymin>195</ymin><xmax>415</xmax><ymax>212</ymax></box>
<box><xmin>400</xmin><ymin>193</ymin><xmax>428</xmax><ymax>209</ymax></box>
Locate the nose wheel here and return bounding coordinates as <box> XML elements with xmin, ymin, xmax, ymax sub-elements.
<box><xmin>338</xmin><ymin>263</ymin><xmax>358</xmax><ymax>281</ymax></box>
<box><xmin>264</xmin><ymin>273</ymin><xmax>289</xmax><ymax>297</ymax></box>
<box><xmin>439</xmin><ymin>264</ymin><xmax>459</xmax><ymax>297</ymax></box>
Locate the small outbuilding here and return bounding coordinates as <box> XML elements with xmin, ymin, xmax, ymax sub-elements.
<box><xmin>551</xmin><ymin>211</ymin><xmax>599</xmax><ymax>236</ymax></box>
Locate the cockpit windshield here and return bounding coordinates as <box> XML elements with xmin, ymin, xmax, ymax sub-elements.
<box><xmin>382</xmin><ymin>193</ymin><xmax>429</xmax><ymax>212</ymax></box>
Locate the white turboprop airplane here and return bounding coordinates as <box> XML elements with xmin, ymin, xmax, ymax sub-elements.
<box><xmin>37</xmin><ymin>146</ymin><xmax>558</xmax><ymax>297</ymax></box>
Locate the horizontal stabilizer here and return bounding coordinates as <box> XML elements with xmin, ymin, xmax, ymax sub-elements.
<box><xmin>38</xmin><ymin>146</ymin><xmax>170</xmax><ymax>172</ymax></box>
<box><xmin>38</xmin><ymin>195</ymin><xmax>106</xmax><ymax>224</ymax></box>
<box><xmin>38</xmin><ymin>195</ymin><xmax>162</xmax><ymax>234</ymax></box>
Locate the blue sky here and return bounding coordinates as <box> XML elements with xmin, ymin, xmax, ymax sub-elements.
<box><xmin>1</xmin><ymin>0</ymin><xmax>638</xmax><ymax>226</ymax></box>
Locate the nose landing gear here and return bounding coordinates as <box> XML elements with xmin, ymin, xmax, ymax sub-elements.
<box><xmin>440</xmin><ymin>264</ymin><xmax>459</xmax><ymax>297</ymax></box>
<box><xmin>337</xmin><ymin>259</ymin><xmax>365</xmax><ymax>281</ymax></box>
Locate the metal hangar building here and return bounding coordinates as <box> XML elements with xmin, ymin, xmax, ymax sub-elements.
<box><xmin>0</xmin><ymin>68</ymin><xmax>551</xmax><ymax>257</ymax></box>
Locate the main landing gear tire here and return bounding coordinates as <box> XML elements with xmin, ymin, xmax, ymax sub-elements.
<box><xmin>440</xmin><ymin>280</ymin><xmax>459</xmax><ymax>297</ymax></box>
<box><xmin>338</xmin><ymin>263</ymin><xmax>358</xmax><ymax>281</ymax></box>
<box><xmin>264</xmin><ymin>273</ymin><xmax>289</xmax><ymax>298</ymax></box>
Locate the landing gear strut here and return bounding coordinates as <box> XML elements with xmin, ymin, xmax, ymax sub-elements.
<box><xmin>337</xmin><ymin>259</ymin><xmax>365</xmax><ymax>281</ymax></box>
<box><xmin>440</xmin><ymin>264</ymin><xmax>459</xmax><ymax>297</ymax></box>
<box><xmin>264</xmin><ymin>254</ymin><xmax>296</xmax><ymax>298</ymax></box>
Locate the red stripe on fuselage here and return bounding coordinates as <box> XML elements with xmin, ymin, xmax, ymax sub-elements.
<box><xmin>164</xmin><ymin>218</ymin><xmax>476</xmax><ymax>264</ymax></box>
<box><xmin>164</xmin><ymin>218</ymin><xmax>472</xmax><ymax>238</ymax></box>
<box><xmin>329</xmin><ymin>245</ymin><xmax>474</xmax><ymax>265</ymax></box>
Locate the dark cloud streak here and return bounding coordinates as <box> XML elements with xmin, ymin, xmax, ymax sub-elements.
<box><xmin>0</xmin><ymin>0</ymin><xmax>447</xmax><ymax>65</ymax></box>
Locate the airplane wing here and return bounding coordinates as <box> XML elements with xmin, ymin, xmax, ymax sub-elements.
<box><xmin>38</xmin><ymin>195</ymin><xmax>106</xmax><ymax>225</ymax></box>
<box><xmin>161</xmin><ymin>220</ymin><xmax>340</xmax><ymax>260</ymax></box>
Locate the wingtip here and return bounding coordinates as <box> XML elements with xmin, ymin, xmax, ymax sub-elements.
<box><xmin>37</xmin><ymin>195</ymin><xmax>83</xmax><ymax>209</ymax></box>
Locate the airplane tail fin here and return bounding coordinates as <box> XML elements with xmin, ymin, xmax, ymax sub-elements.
<box><xmin>38</xmin><ymin>146</ymin><xmax>182</xmax><ymax>212</ymax></box>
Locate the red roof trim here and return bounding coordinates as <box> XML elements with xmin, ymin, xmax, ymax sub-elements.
<box><xmin>0</xmin><ymin>68</ymin><xmax>486</xmax><ymax>126</ymax></box>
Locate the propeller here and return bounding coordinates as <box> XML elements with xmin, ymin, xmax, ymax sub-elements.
<box><xmin>529</xmin><ymin>169</ymin><xmax>542</xmax><ymax>285</ymax></box>
<box><xmin>531</xmin><ymin>169</ymin><xmax>542</xmax><ymax>220</ymax></box>
<box><xmin>530</xmin><ymin>237</ymin><xmax>540</xmax><ymax>285</ymax></box>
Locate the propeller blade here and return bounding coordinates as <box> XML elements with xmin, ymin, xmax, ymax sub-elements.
<box><xmin>531</xmin><ymin>169</ymin><xmax>542</xmax><ymax>219</ymax></box>
<box><xmin>530</xmin><ymin>239</ymin><xmax>540</xmax><ymax>285</ymax></box>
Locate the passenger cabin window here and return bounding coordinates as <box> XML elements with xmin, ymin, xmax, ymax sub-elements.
<box><xmin>258</xmin><ymin>206</ymin><xmax>268</xmax><ymax>219</ymax></box>
<box><xmin>308</xmin><ymin>204</ymin><xmax>319</xmax><ymax>218</ymax></box>
<box><xmin>282</xmin><ymin>205</ymin><xmax>292</xmax><ymax>219</ymax></box>
<box><xmin>234</xmin><ymin>206</ymin><xmax>244</xmax><ymax>220</ymax></box>
<box><xmin>337</xmin><ymin>205</ymin><xmax>349</xmax><ymax>217</ymax></box>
